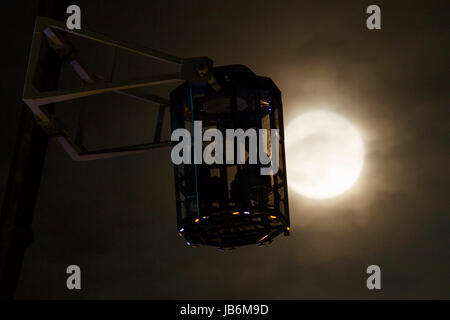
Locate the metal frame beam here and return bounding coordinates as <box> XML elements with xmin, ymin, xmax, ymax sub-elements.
<box><xmin>22</xmin><ymin>16</ymin><xmax>215</xmax><ymax>161</ymax></box>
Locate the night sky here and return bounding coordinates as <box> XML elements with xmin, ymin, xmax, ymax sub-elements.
<box><xmin>1</xmin><ymin>0</ymin><xmax>449</xmax><ymax>299</ymax></box>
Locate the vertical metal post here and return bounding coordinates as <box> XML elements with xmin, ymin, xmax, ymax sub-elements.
<box><xmin>0</xmin><ymin>0</ymin><xmax>70</xmax><ymax>299</ymax></box>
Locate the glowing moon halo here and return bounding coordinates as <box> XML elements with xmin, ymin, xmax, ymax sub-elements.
<box><xmin>286</xmin><ymin>110</ymin><xmax>364</xmax><ymax>199</ymax></box>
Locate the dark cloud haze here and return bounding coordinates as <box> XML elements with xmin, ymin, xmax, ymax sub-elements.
<box><xmin>1</xmin><ymin>0</ymin><xmax>449</xmax><ymax>299</ymax></box>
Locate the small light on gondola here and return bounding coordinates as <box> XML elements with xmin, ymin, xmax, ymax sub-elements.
<box><xmin>270</xmin><ymin>215</ymin><xmax>277</xmax><ymax>219</ymax></box>
<box><xmin>194</xmin><ymin>218</ymin><xmax>200</xmax><ymax>223</ymax></box>
<box><xmin>232</xmin><ymin>211</ymin><xmax>240</xmax><ymax>215</ymax></box>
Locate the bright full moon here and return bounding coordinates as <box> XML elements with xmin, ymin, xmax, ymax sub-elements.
<box><xmin>286</xmin><ymin>110</ymin><xmax>364</xmax><ymax>199</ymax></box>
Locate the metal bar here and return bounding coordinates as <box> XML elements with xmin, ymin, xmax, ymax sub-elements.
<box><xmin>28</xmin><ymin>22</ymin><xmax>175</xmax><ymax>162</ymax></box>
<box><xmin>43</xmin><ymin>31</ymin><xmax>171</xmax><ymax>106</ymax></box>
<box><xmin>38</xmin><ymin>17</ymin><xmax>183</xmax><ymax>65</ymax></box>
<box><xmin>0</xmin><ymin>106</ymin><xmax>50</xmax><ymax>299</ymax></box>
<box><xmin>23</xmin><ymin>23</ymin><xmax>44</xmax><ymax>93</ymax></box>
<box><xmin>0</xmin><ymin>0</ymin><xmax>70</xmax><ymax>299</ymax></box>
<box><xmin>154</xmin><ymin>104</ymin><xmax>166</xmax><ymax>143</ymax></box>
<box><xmin>57</xmin><ymin>135</ymin><xmax>171</xmax><ymax>161</ymax></box>
<box><xmin>115</xmin><ymin>89</ymin><xmax>170</xmax><ymax>106</ymax></box>
<box><xmin>42</xmin><ymin>26</ymin><xmax>71</xmax><ymax>54</ymax></box>
<box><xmin>23</xmin><ymin>17</ymin><xmax>182</xmax><ymax>128</ymax></box>
<box><xmin>69</xmin><ymin>59</ymin><xmax>95</xmax><ymax>84</ymax></box>
<box><xmin>40</xmin><ymin>21</ymin><xmax>173</xmax><ymax>107</ymax></box>
<box><xmin>24</xmin><ymin>72</ymin><xmax>181</xmax><ymax>108</ymax></box>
